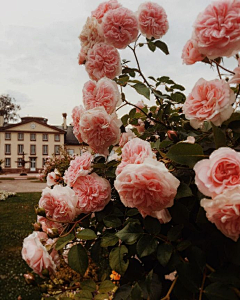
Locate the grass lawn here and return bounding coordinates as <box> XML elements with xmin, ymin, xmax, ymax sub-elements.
<box><xmin>0</xmin><ymin>193</ymin><xmax>42</xmax><ymax>300</ymax></box>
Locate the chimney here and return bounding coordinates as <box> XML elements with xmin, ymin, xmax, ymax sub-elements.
<box><xmin>62</xmin><ymin>113</ymin><xmax>67</xmax><ymax>130</ymax></box>
<box><xmin>0</xmin><ymin>110</ymin><xmax>5</xmax><ymax>127</ymax></box>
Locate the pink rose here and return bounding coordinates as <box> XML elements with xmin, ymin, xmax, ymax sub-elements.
<box><xmin>73</xmin><ymin>173</ymin><xmax>111</xmax><ymax>214</ymax></box>
<box><xmin>114</xmin><ymin>158</ymin><xmax>180</xmax><ymax>215</ymax></box>
<box><xmin>37</xmin><ymin>216</ymin><xmax>63</xmax><ymax>235</ymax></box>
<box><xmin>137</xmin><ymin>2</ymin><xmax>169</xmax><ymax>39</ymax></box>
<box><xmin>183</xmin><ymin>78</ymin><xmax>235</xmax><ymax>129</ymax></box>
<box><xmin>192</xmin><ymin>0</ymin><xmax>240</xmax><ymax>59</ymax></box>
<box><xmin>78</xmin><ymin>48</ymin><xmax>87</xmax><ymax>65</ymax></box>
<box><xmin>72</xmin><ymin>105</ymin><xmax>85</xmax><ymax>143</ymax></box>
<box><xmin>119</xmin><ymin>129</ymin><xmax>136</xmax><ymax>147</ymax></box>
<box><xmin>140</xmin><ymin>208</ymin><xmax>171</xmax><ymax>224</ymax></box>
<box><xmin>79</xmin><ymin>17</ymin><xmax>104</xmax><ymax>55</ymax></box>
<box><xmin>64</xmin><ymin>152</ymin><xmax>93</xmax><ymax>187</ymax></box>
<box><xmin>91</xmin><ymin>0</ymin><xmax>122</xmax><ymax>23</ymax></box>
<box><xmin>79</xmin><ymin>107</ymin><xmax>121</xmax><ymax>156</ymax></box>
<box><xmin>181</xmin><ymin>39</ymin><xmax>205</xmax><ymax>65</ymax></box>
<box><xmin>194</xmin><ymin>147</ymin><xmax>240</xmax><ymax>197</ymax></box>
<box><xmin>39</xmin><ymin>185</ymin><xmax>78</xmax><ymax>222</ymax></box>
<box><xmin>102</xmin><ymin>7</ymin><xmax>139</xmax><ymax>49</ymax></box>
<box><xmin>201</xmin><ymin>186</ymin><xmax>240</xmax><ymax>241</ymax></box>
<box><xmin>83</xmin><ymin>77</ymin><xmax>121</xmax><ymax>114</ymax></box>
<box><xmin>47</xmin><ymin>171</ymin><xmax>60</xmax><ymax>187</ymax></box>
<box><xmin>22</xmin><ymin>232</ymin><xmax>59</xmax><ymax>276</ymax></box>
<box><xmin>116</xmin><ymin>137</ymin><xmax>155</xmax><ymax>175</ymax></box>
<box><xmin>229</xmin><ymin>59</ymin><xmax>240</xmax><ymax>84</ymax></box>
<box><xmin>85</xmin><ymin>42</ymin><xmax>121</xmax><ymax>81</ymax></box>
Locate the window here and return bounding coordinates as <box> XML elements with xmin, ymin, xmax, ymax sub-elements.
<box><xmin>43</xmin><ymin>145</ymin><xmax>48</xmax><ymax>155</ymax></box>
<box><xmin>5</xmin><ymin>144</ymin><xmax>11</xmax><ymax>155</ymax></box>
<box><xmin>18</xmin><ymin>132</ymin><xmax>24</xmax><ymax>141</ymax></box>
<box><xmin>67</xmin><ymin>149</ymin><xmax>74</xmax><ymax>156</ymax></box>
<box><xmin>5</xmin><ymin>158</ymin><xmax>11</xmax><ymax>167</ymax></box>
<box><xmin>17</xmin><ymin>158</ymin><xmax>22</xmax><ymax>167</ymax></box>
<box><xmin>42</xmin><ymin>158</ymin><xmax>47</xmax><ymax>167</ymax></box>
<box><xmin>54</xmin><ymin>145</ymin><xmax>60</xmax><ymax>155</ymax></box>
<box><xmin>30</xmin><ymin>145</ymin><xmax>36</xmax><ymax>155</ymax></box>
<box><xmin>30</xmin><ymin>133</ymin><xmax>36</xmax><ymax>141</ymax></box>
<box><xmin>54</xmin><ymin>134</ymin><xmax>60</xmax><ymax>142</ymax></box>
<box><xmin>5</xmin><ymin>133</ymin><xmax>11</xmax><ymax>140</ymax></box>
<box><xmin>18</xmin><ymin>144</ymin><xmax>24</xmax><ymax>155</ymax></box>
<box><xmin>42</xmin><ymin>134</ymin><xmax>48</xmax><ymax>141</ymax></box>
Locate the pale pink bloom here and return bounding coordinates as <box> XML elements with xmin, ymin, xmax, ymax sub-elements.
<box><xmin>102</xmin><ymin>7</ymin><xmax>139</xmax><ymax>49</ymax></box>
<box><xmin>201</xmin><ymin>186</ymin><xmax>240</xmax><ymax>241</ymax></box>
<box><xmin>182</xmin><ymin>39</ymin><xmax>205</xmax><ymax>65</ymax></box>
<box><xmin>79</xmin><ymin>17</ymin><xmax>104</xmax><ymax>55</ymax></box>
<box><xmin>119</xmin><ymin>129</ymin><xmax>136</xmax><ymax>147</ymax></box>
<box><xmin>107</xmin><ymin>152</ymin><xmax>121</xmax><ymax>162</ymax></box>
<box><xmin>183</xmin><ymin>78</ymin><xmax>235</xmax><ymax>129</ymax></box>
<box><xmin>165</xmin><ymin>271</ymin><xmax>177</xmax><ymax>281</ymax></box>
<box><xmin>85</xmin><ymin>42</ymin><xmax>121</xmax><ymax>81</ymax></box>
<box><xmin>136</xmin><ymin>100</ymin><xmax>145</xmax><ymax>112</ymax></box>
<box><xmin>79</xmin><ymin>107</ymin><xmax>121</xmax><ymax>156</ymax></box>
<box><xmin>137</xmin><ymin>2</ymin><xmax>169</xmax><ymax>39</ymax></box>
<box><xmin>78</xmin><ymin>48</ymin><xmax>87</xmax><ymax>65</ymax></box>
<box><xmin>83</xmin><ymin>77</ymin><xmax>121</xmax><ymax>114</ymax></box>
<box><xmin>229</xmin><ymin>59</ymin><xmax>240</xmax><ymax>84</ymax></box>
<box><xmin>73</xmin><ymin>173</ymin><xmax>111</xmax><ymax>214</ymax></box>
<box><xmin>194</xmin><ymin>147</ymin><xmax>240</xmax><ymax>197</ymax></box>
<box><xmin>114</xmin><ymin>158</ymin><xmax>180</xmax><ymax>215</ymax></box>
<box><xmin>135</xmin><ymin>119</ymin><xmax>145</xmax><ymax>133</ymax></box>
<box><xmin>192</xmin><ymin>0</ymin><xmax>240</xmax><ymax>59</ymax></box>
<box><xmin>64</xmin><ymin>152</ymin><xmax>93</xmax><ymax>187</ymax></box>
<box><xmin>182</xmin><ymin>136</ymin><xmax>195</xmax><ymax>144</ymax></box>
<box><xmin>47</xmin><ymin>172</ymin><xmax>60</xmax><ymax>187</ymax></box>
<box><xmin>140</xmin><ymin>208</ymin><xmax>171</xmax><ymax>224</ymax></box>
<box><xmin>72</xmin><ymin>105</ymin><xmax>85</xmax><ymax>143</ymax></box>
<box><xmin>37</xmin><ymin>216</ymin><xmax>63</xmax><ymax>235</ymax></box>
<box><xmin>39</xmin><ymin>185</ymin><xmax>78</xmax><ymax>222</ymax></box>
<box><xmin>91</xmin><ymin>0</ymin><xmax>122</xmax><ymax>23</ymax></box>
<box><xmin>116</xmin><ymin>137</ymin><xmax>155</xmax><ymax>175</ymax></box>
<box><xmin>22</xmin><ymin>232</ymin><xmax>59</xmax><ymax>276</ymax></box>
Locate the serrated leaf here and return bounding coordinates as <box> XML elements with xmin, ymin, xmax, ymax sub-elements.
<box><xmin>148</xmin><ymin>41</ymin><xmax>156</xmax><ymax>52</ymax></box>
<box><xmin>171</xmin><ymin>92</ymin><xmax>186</xmax><ymax>103</ymax></box>
<box><xmin>211</xmin><ymin>123</ymin><xmax>226</xmax><ymax>148</ymax></box>
<box><xmin>176</xmin><ymin>240</ymin><xmax>191</xmax><ymax>251</ymax></box>
<box><xmin>101</xmin><ymin>233</ymin><xmax>119</xmax><ymax>247</ymax></box>
<box><xmin>109</xmin><ymin>245</ymin><xmax>129</xmax><ymax>276</ymax></box>
<box><xmin>137</xmin><ymin>235</ymin><xmax>158</xmax><ymax>258</ymax></box>
<box><xmin>99</xmin><ymin>280</ymin><xmax>116</xmax><ymax>293</ymax></box>
<box><xmin>177</xmin><ymin>262</ymin><xmax>201</xmax><ymax>293</ymax></box>
<box><xmin>154</xmin><ymin>40</ymin><xmax>169</xmax><ymax>55</ymax></box>
<box><xmin>81</xmin><ymin>279</ymin><xmax>96</xmax><ymax>292</ymax></box>
<box><xmin>77</xmin><ymin>229</ymin><xmax>97</xmax><ymax>240</ymax></box>
<box><xmin>170</xmin><ymin>84</ymin><xmax>185</xmax><ymax>91</ymax></box>
<box><xmin>114</xmin><ymin>284</ymin><xmax>132</xmax><ymax>300</ymax></box>
<box><xmin>166</xmin><ymin>143</ymin><xmax>205</xmax><ymax>168</ymax></box>
<box><xmin>116</xmin><ymin>222</ymin><xmax>143</xmax><ymax>245</ymax></box>
<box><xmin>103</xmin><ymin>216</ymin><xmax>122</xmax><ymax>228</ymax></box>
<box><xmin>204</xmin><ymin>283</ymin><xmax>238</xmax><ymax>300</ymax></box>
<box><xmin>157</xmin><ymin>243</ymin><xmax>174</xmax><ymax>267</ymax></box>
<box><xmin>132</xmin><ymin>83</ymin><xmax>150</xmax><ymax>100</ymax></box>
<box><xmin>68</xmin><ymin>244</ymin><xmax>88</xmax><ymax>276</ymax></box>
<box><xmin>55</xmin><ymin>233</ymin><xmax>75</xmax><ymax>251</ymax></box>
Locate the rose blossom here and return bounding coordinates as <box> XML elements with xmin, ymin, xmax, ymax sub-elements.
<box><xmin>183</xmin><ymin>78</ymin><xmax>235</xmax><ymax>129</ymax></box>
<box><xmin>22</xmin><ymin>232</ymin><xmax>59</xmax><ymax>276</ymax></box>
<box><xmin>119</xmin><ymin>129</ymin><xmax>136</xmax><ymax>147</ymax></box>
<box><xmin>116</xmin><ymin>137</ymin><xmax>155</xmax><ymax>175</ymax></box>
<box><xmin>47</xmin><ymin>171</ymin><xmax>60</xmax><ymax>187</ymax></box>
<box><xmin>140</xmin><ymin>208</ymin><xmax>172</xmax><ymax>224</ymax></box>
<box><xmin>85</xmin><ymin>42</ymin><xmax>121</xmax><ymax>81</ymax></box>
<box><xmin>194</xmin><ymin>147</ymin><xmax>240</xmax><ymax>197</ymax></box>
<box><xmin>114</xmin><ymin>158</ymin><xmax>180</xmax><ymax>215</ymax></box>
<box><xmin>137</xmin><ymin>2</ymin><xmax>169</xmax><ymax>39</ymax></box>
<box><xmin>79</xmin><ymin>107</ymin><xmax>121</xmax><ymax>156</ymax></box>
<box><xmin>37</xmin><ymin>216</ymin><xmax>63</xmax><ymax>235</ymax></box>
<box><xmin>192</xmin><ymin>0</ymin><xmax>240</xmax><ymax>59</ymax></box>
<box><xmin>72</xmin><ymin>105</ymin><xmax>85</xmax><ymax>143</ymax></box>
<box><xmin>78</xmin><ymin>48</ymin><xmax>87</xmax><ymax>65</ymax></box>
<box><xmin>39</xmin><ymin>185</ymin><xmax>78</xmax><ymax>222</ymax></box>
<box><xmin>82</xmin><ymin>77</ymin><xmax>121</xmax><ymax>114</ymax></box>
<box><xmin>201</xmin><ymin>186</ymin><xmax>240</xmax><ymax>241</ymax></box>
<box><xmin>73</xmin><ymin>173</ymin><xmax>111</xmax><ymax>214</ymax></box>
<box><xmin>64</xmin><ymin>152</ymin><xmax>93</xmax><ymax>187</ymax></box>
<box><xmin>229</xmin><ymin>58</ymin><xmax>240</xmax><ymax>84</ymax></box>
<box><xmin>181</xmin><ymin>39</ymin><xmax>205</xmax><ymax>65</ymax></box>
<box><xmin>102</xmin><ymin>7</ymin><xmax>139</xmax><ymax>49</ymax></box>
<box><xmin>91</xmin><ymin>0</ymin><xmax>122</xmax><ymax>23</ymax></box>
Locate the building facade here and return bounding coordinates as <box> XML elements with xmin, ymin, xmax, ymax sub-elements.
<box><xmin>0</xmin><ymin>113</ymin><xmax>84</xmax><ymax>173</ymax></box>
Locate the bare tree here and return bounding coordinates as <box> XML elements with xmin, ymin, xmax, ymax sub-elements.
<box><xmin>0</xmin><ymin>95</ymin><xmax>21</xmax><ymax>124</ymax></box>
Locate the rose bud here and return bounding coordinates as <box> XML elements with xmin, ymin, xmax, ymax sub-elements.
<box><xmin>24</xmin><ymin>273</ymin><xmax>35</xmax><ymax>285</ymax></box>
<box><xmin>41</xmin><ymin>269</ymin><xmax>49</xmax><ymax>278</ymax></box>
<box><xmin>35</xmin><ymin>206</ymin><xmax>46</xmax><ymax>217</ymax></box>
<box><xmin>167</xmin><ymin>130</ymin><xmax>178</xmax><ymax>142</ymax></box>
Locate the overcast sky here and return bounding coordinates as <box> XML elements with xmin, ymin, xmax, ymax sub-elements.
<box><xmin>0</xmin><ymin>0</ymin><xmax>237</xmax><ymax>125</ymax></box>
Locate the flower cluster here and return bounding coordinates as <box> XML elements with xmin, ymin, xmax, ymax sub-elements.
<box><xmin>0</xmin><ymin>190</ymin><xmax>16</xmax><ymax>201</ymax></box>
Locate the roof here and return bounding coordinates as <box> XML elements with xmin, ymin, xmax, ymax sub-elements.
<box><xmin>64</xmin><ymin>125</ymin><xmax>81</xmax><ymax>145</ymax></box>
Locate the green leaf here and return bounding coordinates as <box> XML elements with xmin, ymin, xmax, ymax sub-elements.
<box><xmin>126</xmin><ymin>208</ymin><xmax>139</xmax><ymax>217</ymax></box>
<box><xmin>228</xmin><ymin>120</ymin><xmax>240</xmax><ymax>133</ymax></box>
<box><xmin>171</xmin><ymin>92</ymin><xmax>186</xmax><ymax>103</ymax></box>
<box><xmin>154</xmin><ymin>40</ymin><xmax>169</xmax><ymax>55</ymax></box>
<box><xmin>114</xmin><ymin>284</ymin><xmax>132</xmax><ymax>300</ymax></box>
<box><xmin>157</xmin><ymin>243</ymin><xmax>174</xmax><ymax>267</ymax></box>
<box><xmin>176</xmin><ymin>240</ymin><xmax>191</xmax><ymax>251</ymax></box>
<box><xmin>209</xmin><ymin>268</ymin><xmax>240</xmax><ymax>288</ymax></box>
<box><xmin>177</xmin><ymin>262</ymin><xmax>201</xmax><ymax>293</ymax></box>
<box><xmin>131</xmin><ymin>283</ymin><xmax>143</xmax><ymax>300</ymax></box>
<box><xmin>116</xmin><ymin>222</ymin><xmax>143</xmax><ymax>245</ymax></box>
<box><xmin>77</xmin><ymin>229</ymin><xmax>97</xmax><ymax>240</ymax></box>
<box><xmin>158</xmin><ymin>76</ymin><xmax>170</xmax><ymax>83</ymax></box>
<box><xmin>101</xmin><ymin>233</ymin><xmax>119</xmax><ymax>247</ymax></box>
<box><xmin>103</xmin><ymin>216</ymin><xmax>122</xmax><ymax>228</ymax></box>
<box><xmin>129</xmin><ymin>108</ymin><xmax>136</xmax><ymax>119</ymax></box>
<box><xmin>68</xmin><ymin>244</ymin><xmax>88</xmax><ymax>276</ymax></box>
<box><xmin>99</xmin><ymin>280</ymin><xmax>116</xmax><ymax>293</ymax></box>
<box><xmin>81</xmin><ymin>279</ymin><xmax>96</xmax><ymax>292</ymax></box>
<box><xmin>94</xmin><ymin>294</ymin><xmax>110</xmax><ymax>300</ymax></box>
<box><xmin>148</xmin><ymin>40</ymin><xmax>156</xmax><ymax>52</ymax></box>
<box><xmin>167</xmin><ymin>224</ymin><xmax>183</xmax><ymax>242</ymax></box>
<box><xmin>166</xmin><ymin>143</ymin><xmax>205</xmax><ymax>168</ymax></box>
<box><xmin>204</xmin><ymin>283</ymin><xmax>239</xmax><ymax>300</ymax></box>
<box><xmin>143</xmin><ymin>216</ymin><xmax>161</xmax><ymax>235</ymax></box>
<box><xmin>175</xmin><ymin>183</ymin><xmax>193</xmax><ymax>199</ymax></box>
<box><xmin>137</xmin><ymin>235</ymin><xmax>158</xmax><ymax>258</ymax></box>
<box><xmin>55</xmin><ymin>233</ymin><xmax>75</xmax><ymax>251</ymax></box>
<box><xmin>211</xmin><ymin>123</ymin><xmax>226</xmax><ymax>148</ymax></box>
<box><xmin>132</xmin><ymin>83</ymin><xmax>150</xmax><ymax>100</ymax></box>
<box><xmin>171</xmin><ymin>84</ymin><xmax>185</xmax><ymax>91</ymax></box>
<box><xmin>121</xmin><ymin>114</ymin><xmax>129</xmax><ymax>126</ymax></box>
<box><xmin>75</xmin><ymin>290</ymin><xmax>92</xmax><ymax>300</ymax></box>
<box><xmin>109</xmin><ymin>245</ymin><xmax>129</xmax><ymax>276</ymax></box>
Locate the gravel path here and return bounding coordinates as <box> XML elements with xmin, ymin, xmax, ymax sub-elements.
<box><xmin>0</xmin><ymin>180</ymin><xmax>46</xmax><ymax>193</ymax></box>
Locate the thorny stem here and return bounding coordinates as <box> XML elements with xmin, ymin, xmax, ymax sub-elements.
<box><xmin>161</xmin><ymin>275</ymin><xmax>178</xmax><ymax>300</ymax></box>
<box><xmin>212</xmin><ymin>59</ymin><xmax>235</xmax><ymax>75</ymax></box>
<box><xmin>199</xmin><ymin>267</ymin><xmax>207</xmax><ymax>300</ymax></box>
